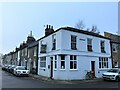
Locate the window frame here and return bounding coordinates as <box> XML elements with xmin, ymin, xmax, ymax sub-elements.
<box><xmin>70</xmin><ymin>55</ymin><xmax>77</xmax><ymax>70</ymax></box>
<box><xmin>60</xmin><ymin>55</ymin><xmax>66</xmax><ymax>70</ymax></box>
<box><xmin>40</xmin><ymin>57</ymin><xmax>46</xmax><ymax>69</ymax></box>
<box><xmin>71</xmin><ymin>35</ymin><xmax>77</xmax><ymax>50</ymax></box>
<box><xmin>87</xmin><ymin>38</ymin><xmax>93</xmax><ymax>52</ymax></box>
<box><xmin>112</xmin><ymin>43</ymin><xmax>117</xmax><ymax>52</ymax></box>
<box><xmin>101</xmin><ymin>40</ymin><xmax>106</xmax><ymax>53</ymax></box>
<box><xmin>99</xmin><ymin>57</ymin><xmax>108</xmax><ymax>69</ymax></box>
<box><xmin>54</xmin><ymin>55</ymin><xmax>57</xmax><ymax>70</ymax></box>
<box><xmin>52</xmin><ymin>34</ymin><xmax>56</xmax><ymax>50</ymax></box>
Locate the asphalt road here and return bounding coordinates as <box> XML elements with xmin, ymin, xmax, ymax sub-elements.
<box><xmin>2</xmin><ymin>69</ymin><xmax>120</xmax><ymax>89</ymax></box>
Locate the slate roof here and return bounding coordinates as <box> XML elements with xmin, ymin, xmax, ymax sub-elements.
<box><xmin>38</xmin><ymin>26</ymin><xmax>110</xmax><ymax>41</ymax></box>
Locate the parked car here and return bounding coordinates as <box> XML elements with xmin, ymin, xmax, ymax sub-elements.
<box><xmin>7</xmin><ymin>65</ymin><xmax>12</xmax><ymax>72</ymax></box>
<box><xmin>9</xmin><ymin>65</ymin><xmax>16</xmax><ymax>73</ymax></box>
<box><xmin>13</xmin><ymin>66</ymin><xmax>29</xmax><ymax>76</ymax></box>
<box><xmin>102</xmin><ymin>68</ymin><xmax>120</xmax><ymax>81</ymax></box>
<box><xmin>2</xmin><ymin>65</ymin><xmax>7</xmax><ymax>71</ymax></box>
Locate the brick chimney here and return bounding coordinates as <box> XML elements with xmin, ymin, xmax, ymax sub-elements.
<box><xmin>45</xmin><ymin>25</ymin><xmax>54</xmax><ymax>36</ymax></box>
<box><xmin>26</xmin><ymin>31</ymin><xmax>36</xmax><ymax>44</ymax></box>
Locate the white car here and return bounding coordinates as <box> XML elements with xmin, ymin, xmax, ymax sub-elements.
<box><xmin>102</xmin><ymin>68</ymin><xmax>120</xmax><ymax>81</ymax></box>
<box><xmin>13</xmin><ymin>66</ymin><xmax>30</xmax><ymax>76</ymax></box>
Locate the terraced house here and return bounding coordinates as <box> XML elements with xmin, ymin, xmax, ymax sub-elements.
<box><xmin>104</xmin><ymin>32</ymin><xmax>120</xmax><ymax>68</ymax></box>
<box><xmin>37</xmin><ymin>25</ymin><xmax>112</xmax><ymax>80</ymax></box>
<box><xmin>2</xmin><ymin>25</ymin><xmax>113</xmax><ymax>79</ymax></box>
<box><xmin>2</xmin><ymin>31</ymin><xmax>37</xmax><ymax>75</ymax></box>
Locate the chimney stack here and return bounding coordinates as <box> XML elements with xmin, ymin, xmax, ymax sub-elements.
<box><xmin>45</xmin><ymin>24</ymin><xmax>54</xmax><ymax>36</ymax></box>
<box><xmin>49</xmin><ymin>25</ymin><xmax>50</xmax><ymax>29</ymax></box>
<box><xmin>30</xmin><ymin>31</ymin><xmax>32</xmax><ymax>37</ymax></box>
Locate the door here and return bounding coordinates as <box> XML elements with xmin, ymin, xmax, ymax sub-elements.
<box><xmin>50</xmin><ymin>57</ymin><xmax>53</xmax><ymax>79</ymax></box>
<box><xmin>91</xmin><ymin>61</ymin><xmax>95</xmax><ymax>79</ymax></box>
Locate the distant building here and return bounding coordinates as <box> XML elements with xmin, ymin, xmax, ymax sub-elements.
<box><xmin>28</xmin><ymin>41</ymin><xmax>38</xmax><ymax>74</ymax></box>
<box><xmin>118</xmin><ymin>30</ymin><xmax>120</xmax><ymax>35</ymax></box>
<box><xmin>104</xmin><ymin>32</ymin><xmax>120</xmax><ymax>68</ymax></box>
<box><xmin>0</xmin><ymin>53</ymin><xmax>3</xmax><ymax>66</ymax></box>
<box><xmin>2</xmin><ymin>31</ymin><xmax>37</xmax><ymax>75</ymax></box>
<box><xmin>37</xmin><ymin>25</ymin><xmax>112</xmax><ymax>80</ymax></box>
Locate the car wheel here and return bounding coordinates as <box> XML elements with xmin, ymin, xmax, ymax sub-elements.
<box><xmin>116</xmin><ymin>77</ymin><xmax>119</xmax><ymax>82</ymax></box>
<box><xmin>103</xmin><ymin>79</ymin><xmax>106</xmax><ymax>81</ymax></box>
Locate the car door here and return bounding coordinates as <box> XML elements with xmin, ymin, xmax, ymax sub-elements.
<box><xmin>119</xmin><ymin>71</ymin><xmax>120</xmax><ymax>78</ymax></box>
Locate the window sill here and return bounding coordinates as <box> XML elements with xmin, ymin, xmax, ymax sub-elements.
<box><xmin>54</xmin><ymin>69</ymin><xmax>57</xmax><ymax>71</ymax></box>
<box><xmin>101</xmin><ymin>50</ymin><xmax>106</xmax><ymax>53</ymax></box>
<box><xmin>69</xmin><ymin>69</ymin><xmax>78</xmax><ymax>71</ymax></box>
<box><xmin>40</xmin><ymin>68</ymin><xmax>46</xmax><ymax>70</ymax></box>
<box><xmin>88</xmin><ymin>50</ymin><xmax>93</xmax><ymax>52</ymax></box>
<box><xmin>113</xmin><ymin>51</ymin><xmax>117</xmax><ymax>53</ymax></box>
<box><xmin>60</xmin><ymin>69</ymin><xmax>66</xmax><ymax>70</ymax></box>
<box><xmin>98</xmin><ymin>68</ymin><xmax>109</xmax><ymax>70</ymax></box>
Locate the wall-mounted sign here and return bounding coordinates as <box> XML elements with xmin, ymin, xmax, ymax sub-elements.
<box><xmin>79</xmin><ymin>38</ymin><xmax>85</xmax><ymax>41</ymax></box>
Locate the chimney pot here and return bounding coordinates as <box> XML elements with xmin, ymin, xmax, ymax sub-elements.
<box><xmin>49</xmin><ymin>25</ymin><xmax>51</xmax><ymax>29</ymax></box>
<box><xmin>30</xmin><ymin>31</ymin><xmax>32</xmax><ymax>37</ymax></box>
<box><xmin>51</xmin><ymin>26</ymin><xmax>53</xmax><ymax>29</ymax></box>
<box><xmin>46</xmin><ymin>25</ymin><xmax>48</xmax><ymax>29</ymax></box>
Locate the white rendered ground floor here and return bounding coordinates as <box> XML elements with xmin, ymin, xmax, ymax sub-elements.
<box><xmin>38</xmin><ymin>54</ymin><xmax>112</xmax><ymax>80</ymax></box>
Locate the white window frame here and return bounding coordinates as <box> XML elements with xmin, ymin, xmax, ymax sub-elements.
<box><xmin>54</xmin><ymin>55</ymin><xmax>57</xmax><ymax>70</ymax></box>
<box><xmin>34</xmin><ymin>47</ymin><xmax>37</xmax><ymax>56</ymax></box>
<box><xmin>101</xmin><ymin>40</ymin><xmax>105</xmax><ymax>53</ymax></box>
<box><xmin>25</xmin><ymin>48</ymin><xmax>27</xmax><ymax>56</ymax></box>
<box><xmin>40</xmin><ymin>57</ymin><xmax>46</xmax><ymax>69</ymax></box>
<box><xmin>71</xmin><ymin>35</ymin><xmax>77</xmax><ymax>50</ymax></box>
<box><xmin>70</xmin><ymin>55</ymin><xmax>77</xmax><ymax>70</ymax></box>
<box><xmin>60</xmin><ymin>55</ymin><xmax>65</xmax><ymax>70</ymax></box>
<box><xmin>112</xmin><ymin>43</ymin><xmax>117</xmax><ymax>52</ymax></box>
<box><xmin>87</xmin><ymin>38</ymin><xmax>93</xmax><ymax>51</ymax></box>
<box><xmin>99</xmin><ymin>57</ymin><xmax>108</xmax><ymax>69</ymax></box>
<box><xmin>52</xmin><ymin>34</ymin><xmax>56</xmax><ymax>50</ymax></box>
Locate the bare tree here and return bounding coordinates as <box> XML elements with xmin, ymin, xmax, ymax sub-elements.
<box><xmin>75</xmin><ymin>20</ymin><xmax>85</xmax><ymax>30</ymax></box>
<box><xmin>91</xmin><ymin>25</ymin><xmax>97</xmax><ymax>32</ymax></box>
<box><xmin>90</xmin><ymin>25</ymin><xmax>100</xmax><ymax>34</ymax></box>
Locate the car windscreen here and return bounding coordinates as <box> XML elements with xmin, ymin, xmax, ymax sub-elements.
<box><xmin>17</xmin><ymin>67</ymin><xmax>26</xmax><ymax>70</ymax></box>
<box><xmin>107</xmin><ymin>69</ymin><xmax>118</xmax><ymax>73</ymax></box>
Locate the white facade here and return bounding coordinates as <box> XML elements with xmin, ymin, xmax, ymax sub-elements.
<box><xmin>38</xmin><ymin>28</ymin><xmax>112</xmax><ymax>80</ymax></box>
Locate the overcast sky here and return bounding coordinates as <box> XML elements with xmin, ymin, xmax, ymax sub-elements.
<box><xmin>1</xmin><ymin>2</ymin><xmax>118</xmax><ymax>54</ymax></box>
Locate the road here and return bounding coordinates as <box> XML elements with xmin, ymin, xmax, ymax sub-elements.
<box><xmin>2</xmin><ymin>69</ymin><xmax>120</xmax><ymax>89</ymax></box>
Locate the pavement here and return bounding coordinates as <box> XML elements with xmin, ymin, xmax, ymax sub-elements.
<box><xmin>29</xmin><ymin>74</ymin><xmax>102</xmax><ymax>84</ymax></box>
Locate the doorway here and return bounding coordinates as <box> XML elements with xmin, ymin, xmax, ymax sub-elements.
<box><xmin>91</xmin><ymin>61</ymin><xmax>95</xmax><ymax>79</ymax></box>
<box><xmin>50</xmin><ymin>57</ymin><xmax>53</xmax><ymax>79</ymax></box>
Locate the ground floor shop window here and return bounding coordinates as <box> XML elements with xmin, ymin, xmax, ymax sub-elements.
<box><xmin>40</xmin><ymin>57</ymin><xmax>46</xmax><ymax>68</ymax></box>
<box><xmin>54</xmin><ymin>55</ymin><xmax>57</xmax><ymax>69</ymax></box>
<box><xmin>61</xmin><ymin>55</ymin><xmax>65</xmax><ymax>69</ymax></box>
<box><xmin>70</xmin><ymin>55</ymin><xmax>77</xmax><ymax>69</ymax></box>
<box><xmin>99</xmin><ymin>57</ymin><xmax>108</xmax><ymax>68</ymax></box>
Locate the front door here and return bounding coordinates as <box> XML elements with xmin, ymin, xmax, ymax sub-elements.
<box><xmin>50</xmin><ymin>57</ymin><xmax>53</xmax><ymax>79</ymax></box>
<box><xmin>91</xmin><ymin>61</ymin><xmax>95</xmax><ymax>79</ymax></box>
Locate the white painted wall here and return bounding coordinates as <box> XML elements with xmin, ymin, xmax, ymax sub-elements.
<box><xmin>38</xmin><ymin>56</ymin><xmax>51</xmax><ymax>77</ymax></box>
<box><xmin>38</xmin><ymin>29</ymin><xmax>112</xmax><ymax>80</ymax></box>
<box><xmin>38</xmin><ymin>31</ymin><xmax>62</xmax><ymax>76</ymax></box>
<box><xmin>61</xmin><ymin>29</ymin><xmax>111</xmax><ymax>56</ymax></box>
<box><xmin>53</xmin><ymin>55</ymin><xmax>112</xmax><ymax>80</ymax></box>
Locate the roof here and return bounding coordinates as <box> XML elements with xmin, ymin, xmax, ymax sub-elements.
<box><xmin>104</xmin><ymin>32</ymin><xmax>120</xmax><ymax>44</ymax></box>
<box><xmin>37</xmin><ymin>26</ymin><xmax>110</xmax><ymax>41</ymax></box>
<box><xmin>28</xmin><ymin>41</ymin><xmax>38</xmax><ymax>48</ymax></box>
